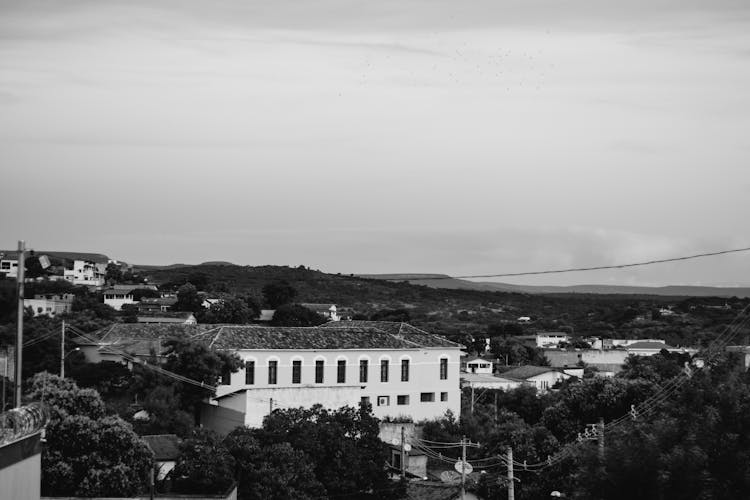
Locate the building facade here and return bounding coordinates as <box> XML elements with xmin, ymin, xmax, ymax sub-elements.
<box><xmin>24</xmin><ymin>293</ymin><xmax>75</xmax><ymax>317</ymax></box>
<box><xmin>200</xmin><ymin>322</ymin><xmax>464</xmax><ymax>428</ymax></box>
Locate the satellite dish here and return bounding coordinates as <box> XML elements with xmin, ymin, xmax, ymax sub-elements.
<box><xmin>440</xmin><ymin>471</ymin><xmax>462</xmax><ymax>485</ymax></box>
<box><xmin>454</xmin><ymin>460</ymin><xmax>474</xmax><ymax>474</ymax></box>
<box><xmin>391</xmin><ymin>438</ymin><xmax>399</xmax><ymax>446</ymax></box>
<box><xmin>404</xmin><ymin>443</ymin><xmax>412</xmax><ymax>452</ymax></box>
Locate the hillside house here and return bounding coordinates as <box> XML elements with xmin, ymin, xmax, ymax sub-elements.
<box><xmin>24</xmin><ymin>293</ymin><xmax>75</xmax><ymax>317</ymax></box>
<box><xmin>138</xmin><ymin>296</ymin><xmax>178</xmax><ymax>313</ymax></box>
<box><xmin>60</xmin><ymin>253</ymin><xmax>108</xmax><ymax>286</ymax></box>
<box><xmin>0</xmin><ymin>252</ymin><xmax>19</xmax><ymax>278</ymax></box>
<box><xmin>499</xmin><ymin>366</ymin><xmax>575</xmax><ymax>393</ymax></box>
<box><xmin>200</xmin><ymin>321</ymin><xmax>464</xmax><ymax>428</ymax></box>
<box><xmin>299</xmin><ymin>303</ymin><xmax>341</xmax><ymax>321</ymax></box>
<box><xmin>463</xmin><ymin>357</ymin><xmax>493</xmax><ymax>374</ymax></box>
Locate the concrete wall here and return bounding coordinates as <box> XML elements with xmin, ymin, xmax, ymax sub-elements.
<box><xmin>43</xmin><ymin>487</ymin><xmax>237</xmax><ymax>500</ymax></box>
<box><xmin>215</xmin><ymin>348</ymin><xmax>462</xmax><ymax>425</ymax></box>
<box><xmin>0</xmin><ymin>433</ymin><xmax>42</xmax><ymax>500</ymax></box>
<box><xmin>544</xmin><ymin>349</ymin><xmax>629</xmax><ymax>372</ymax></box>
<box><xmin>200</xmin><ymin>404</ymin><xmax>246</xmax><ymax>435</ymax></box>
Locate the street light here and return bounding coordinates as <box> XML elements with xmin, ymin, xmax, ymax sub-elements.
<box><xmin>61</xmin><ymin>348</ymin><xmax>80</xmax><ymax>378</ymax></box>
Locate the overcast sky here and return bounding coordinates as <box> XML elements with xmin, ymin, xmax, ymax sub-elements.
<box><xmin>1</xmin><ymin>1</ymin><xmax>749</xmax><ymax>286</ymax></box>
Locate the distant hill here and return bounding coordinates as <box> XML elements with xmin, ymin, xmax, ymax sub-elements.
<box><xmin>130</xmin><ymin>263</ymin><xmax>750</xmax><ymax>346</ymax></box>
<box><xmin>357</xmin><ymin>274</ymin><xmax>750</xmax><ymax>298</ymax></box>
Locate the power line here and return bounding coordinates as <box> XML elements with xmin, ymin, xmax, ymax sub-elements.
<box><xmin>382</xmin><ymin>246</ymin><xmax>750</xmax><ymax>280</ymax></box>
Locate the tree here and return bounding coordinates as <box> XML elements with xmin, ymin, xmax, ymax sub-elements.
<box><xmin>202</xmin><ymin>296</ymin><xmax>254</xmax><ymax>324</ymax></box>
<box><xmin>25</xmin><ymin>373</ymin><xmax>151</xmax><ymax>497</ymax></box>
<box><xmin>105</xmin><ymin>262</ymin><xmax>123</xmax><ymax>283</ymax></box>
<box><xmin>262</xmin><ymin>280</ymin><xmax>297</xmax><ymax>308</ymax></box>
<box><xmin>172</xmin><ymin>429</ymin><xmax>236</xmax><ymax>495</ymax></box>
<box><xmin>270</xmin><ymin>303</ymin><xmax>327</xmax><ymax>327</ymax></box>
<box><xmin>255</xmin><ymin>403</ymin><xmax>400</xmax><ymax>499</ymax></box>
<box><xmin>224</xmin><ymin>427</ymin><xmax>325</xmax><ymax>500</ymax></box>
<box><xmin>161</xmin><ymin>339</ymin><xmax>241</xmax><ymax>421</ymax></box>
<box><xmin>173</xmin><ymin>283</ymin><xmax>204</xmax><ymax>313</ymax></box>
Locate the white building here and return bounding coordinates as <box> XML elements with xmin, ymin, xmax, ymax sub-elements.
<box><xmin>464</xmin><ymin>357</ymin><xmax>493</xmax><ymax>374</ymax></box>
<box><xmin>0</xmin><ymin>254</ymin><xmax>19</xmax><ymax>278</ymax></box>
<box><xmin>24</xmin><ymin>293</ymin><xmax>75</xmax><ymax>317</ymax></box>
<box><xmin>62</xmin><ymin>255</ymin><xmax>108</xmax><ymax>286</ymax></box>
<box><xmin>500</xmin><ymin>366</ymin><xmax>575</xmax><ymax>393</ymax></box>
<box><xmin>299</xmin><ymin>303</ymin><xmax>340</xmax><ymax>321</ymax></box>
<box><xmin>535</xmin><ymin>333</ymin><xmax>570</xmax><ymax>348</ymax></box>
<box><xmin>201</xmin><ymin>321</ymin><xmax>464</xmax><ymax>428</ymax></box>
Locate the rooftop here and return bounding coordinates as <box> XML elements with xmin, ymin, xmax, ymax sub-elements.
<box><xmin>500</xmin><ymin>365</ymin><xmax>559</xmax><ymax>380</ymax></box>
<box><xmin>322</xmin><ymin>321</ymin><xmax>464</xmax><ymax>349</ymax></box>
<box><xmin>626</xmin><ymin>341</ymin><xmax>671</xmax><ymax>350</ymax></box>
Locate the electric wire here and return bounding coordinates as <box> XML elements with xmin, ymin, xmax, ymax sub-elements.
<box><xmin>388</xmin><ymin>246</ymin><xmax>750</xmax><ymax>280</ymax></box>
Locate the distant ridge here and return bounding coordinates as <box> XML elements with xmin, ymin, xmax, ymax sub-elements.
<box><xmin>357</xmin><ymin>274</ymin><xmax>750</xmax><ymax>298</ymax></box>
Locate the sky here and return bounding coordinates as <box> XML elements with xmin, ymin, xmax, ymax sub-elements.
<box><xmin>1</xmin><ymin>0</ymin><xmax>749</xmax><ymax>286</ymax></box>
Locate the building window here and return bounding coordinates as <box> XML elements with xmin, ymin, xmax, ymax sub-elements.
<box><xmin>377</xmin><ymin>396</ymin><xmax>390</xmax><ymax>407</ymax></box>
<box><xmin>420</xmin><ymin>392</ymin><xmax>435</xmax><ymax>402</ymax></box>
<box><xmin>440</xmin><ymin>358</ymin><xmax>448</xmax><ymax>380</ymax></box>
<box><xmin>401</xmin><ymin>359</ymin><xmax>409</xmax><ymax>382</ymax></box>
<box><xmin>221</xmin><ymin>368</ymin><xmax>231</xmax><ymax>385</ymax></box>
<box><xmin>440</xmin><ymin>392</ymin><xmax>448</xmax><ymax>402</ymax></box>
<box><xmin>292</xmin><ymin>360</ymin><xmax>302</xmax><ymax>384</ymax></box>
<box><xmin>268</xmin><ymin>360</ymin><xmax>278</xmax><ymax>385</ymax></box>
<box><xmin>245</xmin><ymin>361</ymin><xmax>255</xmax><ymax>385</ymax></box>
<box><xmin>380</xmin><ymin>360</ymin><xmax>389</xmax><ymax>382</ymax></box>
<box><xmin>359</xmin><ymin>359</ymin><xmax>368</xmax><ymax>383</ymax></box>
<box><xmin>315</xmin><ymin>360</ymin><xmax>324</xmax><ymax>383</ymax></box>
<box><xmin>337</xmin><ymin>360</ymin><xmax>346</xmax><ymax>383</ymax></box>
<box><xmin>361</xmin><ymin>396</ymin><xmax>371</xmax><ymax>407</ymax></box>
<box><xmin>397</xmin><ymin>395</ymin><xmax>409</xmax><ymax>405</ymax></box>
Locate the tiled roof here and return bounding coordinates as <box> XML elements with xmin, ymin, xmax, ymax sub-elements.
<box><xmin>74</xmin><ymin>321</ymin><xmax>461</xmax><ymax>353</ymax></box>
<box><xmin>627</xmin><ymin>341</ymin><xmax>670</xmax><ymax>350</ymax></box>
<box><xmin>500</xmin><ymin>365</ymin><xmax>559</xmax><ymax>380</ymax></box>
<box><xmin>194</xmin><ymin>324</ymin><xmax>460</xmax><ymax>350</ymax></box>
<box><xmin>322</xmin><ymin>321</ymin><xmax>464</xmax><ymax>349</ymax></box>
<box><xmin>142</xmin><ymin>434</ymin><xmax>181</xmax><ymax>461</ymax></box>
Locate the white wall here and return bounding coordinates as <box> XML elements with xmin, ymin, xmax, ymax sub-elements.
<box><xmin>215</xmin><ymin>348</ymin><xmax>462</xmax><ymax>426</ymax></box>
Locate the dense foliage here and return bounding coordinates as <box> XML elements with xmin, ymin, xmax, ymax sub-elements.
<box><xmin>25</xmin><ymin>374</ymin><xmax>152</xmax><ymax>497</ymax></box>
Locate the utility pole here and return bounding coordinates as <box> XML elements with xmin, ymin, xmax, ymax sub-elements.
<box><xmin>494</xmin><ymin>392</ymin><xmax>498</xmax><ymax>423</ymax></box>
<box><xmin>15</xmin><ymin>240</ymin><xmax>25</xmax><ymax>408</ymax></box>
<box><xmin>460</xmin><ymin>435</ymin><xmax>467</xmax><ymax>500</ymax></box>
<box><xmin>598</xmin><ymin>417</ymin><xmax>605</xmax><ymax>461</ymax></box>
<box><xmin>470</xmin><ymin>386</ymin><xmax>475</xmax><ymax>415</ymax></box>
<box><xmin>400</xmin><ymin>426</ymin><xmax>406</xmax><ymax>480</ymax></box>
<box><xmin>60</xmin><ymin>320</ymin><xmax>65</xmax><ymax>378</ymax></box>
<box><xmin>507</xmin><ymin>447</ymin><xmax>515</xmax><ymax>500</ymax></box>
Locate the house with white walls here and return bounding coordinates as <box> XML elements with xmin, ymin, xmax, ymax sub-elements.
<box><xmin>61</xmin><ymin>253</ymin><xmax>109</xmax><ymax>286</ymax></box>
<box><xmin>499</xmin><ymin>366</ymin><xmax>576</xmax><ymax>393</ymax></box>
<box><xmin>199</xmin><ymin>321</ymin><xmax>464</xmax><ymax>428</ymax></box>
<box><xmin>24</xmin><ymin>293</ymin><xmax>75</xmax><ymax>317</ymax></box>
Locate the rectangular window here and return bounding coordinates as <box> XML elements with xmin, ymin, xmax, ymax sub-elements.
<box><xmin>397</xmin><ymin>395</ymin><xmax>409</xmax><ymax>405</ymax></box>
<box><xmin>380</xmin><ymin>360</ymin><xmax>389</xmax><ymax>382</ymax></box>
<box><xmin>221</xmin><ymin>368</ymin><xmax>231</xmax><ymax>385</ymax></box>
<box><xmin>420</xmin><ymin>392</ymin><xmax>435</xmax><ymax>402</ymax></box>
<box><xmin>359</xmin><ymin>360</ymin><xmax>368</xmax><ymax>383</ymax></box>
<box><xmin>268</xmin><ymin>360</ymin><xmax>278</xmax><ymax>385</ymax></box>
<box><xmin>361</xmin><ymin>396</ymin><xmax>370</xmax><ymax>407</ymax></box>
<box><xmin>377</xmin><ymin>396</ymin><xmax>390</xmax><ymax>407</ymax></box>
<box><xmin>401</xmin><ymin>359</ymin><xmax>409</xmax><ymax>382</ymax></box>
<box><xmin>337</xmin><ymin>360</ymin><xmax>346</xmax><ymax>383</ymax></box>
<box><xmin>245</xmin><ymin>361</ymin><xmax>255</xmax><ymax>385</ymax></box>
<box><xmin>292</xmin><ymin>360</ymin><xmax>302</xmax><ymax>384</ymax></box>
<box><xmin>315</xmin><ymin>360</ymin><xmax>324</xmax><ymax>383</ymax></box>
<box><xmin>440</xmin><ymin>358</ymin><xmax>448</xmax><ymax>380</ymax></box>
<box><xmin>440</xmin><ymin>392</ymin><xmax>448</xmax><ymax>402</ymax></box>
